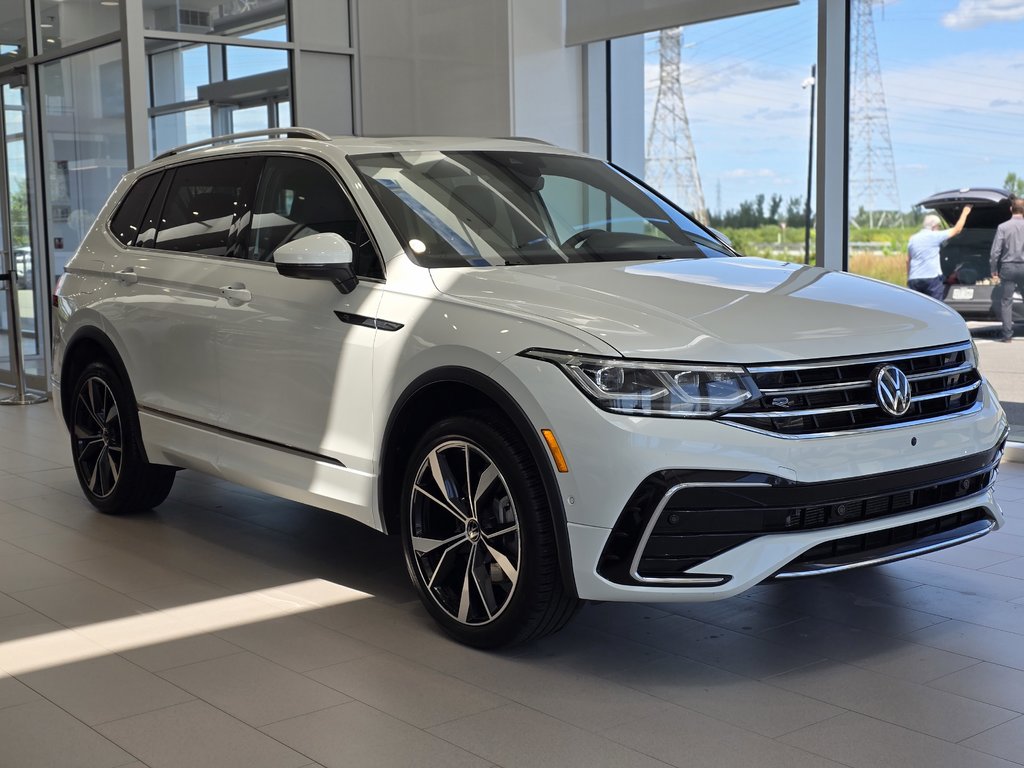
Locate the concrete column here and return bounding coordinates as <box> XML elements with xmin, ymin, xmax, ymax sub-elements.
<box><xmin>814</xmin><ymin>0</ymin><xmax>850</xmax><ymax>271</ymax></box>
<box><xmin>120</xmin><ymin>0</ymin><xmax>149</xmax><ymax>167</ymax></box>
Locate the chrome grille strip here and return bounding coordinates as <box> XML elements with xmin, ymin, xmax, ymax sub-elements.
<box><xmin>912</xmin><ymin>380</ymin><xmax>981</xmax><ymax>402</ymax></box>
<box><xmin>758</xmin><ymin>380</ymin><xmax>871</xmax><ymax>396</ymax></box>
<box><xmin>907</xmin><ymin>361</ymin><xmax>974</xmax><ymax>381</ymax></box>
<box><xmin>745</xmin><ymin>341</ymin><xmax>971</xmax><ymax>374</ymax></box>
<box><xmin>726</xmin><ymin>403</ymin><xmax>877</xmax><ymax>420</ymax></box>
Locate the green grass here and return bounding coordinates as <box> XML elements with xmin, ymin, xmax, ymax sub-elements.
<box><xmin>718</xmin><ymin>225</ymin><xmax>915</xmax><ymax>286</ymax></box>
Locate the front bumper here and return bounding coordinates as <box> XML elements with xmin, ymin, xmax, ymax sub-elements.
<box><xmin>596</xmin><ymin>442</ymin><xmax>1002</xmax><ymax>588</ymax></box>
<box><xmin>496</xmin><ymin>355</ymin><xmax>1008</xmax><ymax>602</ymax></box>
<box><xmin>568</xmin><ymin>487</ymin><xmax>1001</xmax><ymax>603</ymax></box>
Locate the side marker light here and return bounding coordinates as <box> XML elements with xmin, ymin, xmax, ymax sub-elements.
<box><xmin>541</xmin><ymin>429</ymin><xmax>569</xmax><ymax>473</ymax></box>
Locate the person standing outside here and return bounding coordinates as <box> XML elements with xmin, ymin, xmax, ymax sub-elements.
<box><xmin>990</xmin><ymin>197</ymin><xmax>1024</xmax><ymax>342</ymax></box>
<box><xmin>906</xmin><ymin>205</ymin><xmax>972</xmax><ymax>300</ymax></box>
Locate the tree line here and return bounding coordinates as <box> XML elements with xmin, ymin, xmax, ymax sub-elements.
<box><xmin>710</xmin><ymin>172</ymin><xmax>1024</xmax><ymax>231</ymax></box>
<box><xmin>707</xmin><ymin>193</ymin><xmax>809</xmax><ymax>229</ymax></box>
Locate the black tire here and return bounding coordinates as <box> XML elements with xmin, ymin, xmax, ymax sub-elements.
<box><xmin>400</xmin><ymin>413</ymin><xmax>579</xmax><ymax>648</ymax></box>
<box><xmin>69</xmin><ymin>361</ymin><xmax>176</xmax><ymax>514</ymax></box>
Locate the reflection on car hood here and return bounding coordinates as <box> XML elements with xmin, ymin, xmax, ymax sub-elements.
<box><xmin>431</xmin><ymin>257</ymin><xmax>969</xmax><ymax>363</ymax></box>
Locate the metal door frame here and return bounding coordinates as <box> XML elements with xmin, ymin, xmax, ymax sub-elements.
<box><xmin>0</xmin><ymin>69</ymin><xmax>50</xmax><ymax>395</ymax></box>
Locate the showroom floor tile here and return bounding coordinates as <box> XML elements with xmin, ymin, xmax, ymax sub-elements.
<box><xmin>0</xmin><ymin>403</ymin><xmax>1022</xmax><ymax>767</ymax></box>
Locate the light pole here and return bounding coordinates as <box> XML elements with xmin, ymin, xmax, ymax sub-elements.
<box><xmin>802</xmin><ymin>65</ymin><xmax>816</xmax><ymax>266</ymax></box>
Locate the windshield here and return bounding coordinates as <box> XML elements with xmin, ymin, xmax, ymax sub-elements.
<box><xmin>349</xmin><ymin>150</ymin><xmax>734</xmax><ymax>267</ymax></box>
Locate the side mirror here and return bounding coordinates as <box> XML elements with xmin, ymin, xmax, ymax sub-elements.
<box><xmin>274</xmin><ymin>232</ymin><xmax>358</xmax><ymax>294</ymax></box>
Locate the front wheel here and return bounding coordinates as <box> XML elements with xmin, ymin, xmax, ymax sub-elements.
<box><xmin>400</xmin><ymin>414</ymin><xmax>578</xmax><ymax>648</ymax></box>
<box><xmin>70</xmin><ymin>362</ymin><xmax>176</xmax><ymax>514</ymax></box>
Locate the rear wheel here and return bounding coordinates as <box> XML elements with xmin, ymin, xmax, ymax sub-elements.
<box><xmin>400</xmin><ymin>414</ymin><xmax>578</xmax><ymax>647</ymax></box>
<box><xmin>70</xmin><ymin>362</ymin><xmax>176</xmax><ymax>514</ymax></box>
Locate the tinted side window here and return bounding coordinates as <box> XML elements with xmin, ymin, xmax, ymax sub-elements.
<box><xmin>137</xmin><ymin>171</ymin><xmax>173</xmax><ymax>249</ymax></box>
<box><xmin>250</xmin><ymin>156</ymin><xmax>384</xmax><ymax>278</ymax></box>
<box><xmin>109</xmin><ymin>172</ymin><xmax>162</xmax><ymax>247</ymax></box>
<box><xmin>155</xmin><ymin>157</ymin><xmax>263</xmax><ymax>256</ymax></box>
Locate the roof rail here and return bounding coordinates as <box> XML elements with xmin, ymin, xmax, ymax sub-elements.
<box><xmin>501</xmin><ymin>136</ymin><xmax>556</xmax><ymax>146</ymax></box>
<box><xmin>154</xmin><ymin>127</ymin><xmax>332</xmax><ymax>161</ymax></box>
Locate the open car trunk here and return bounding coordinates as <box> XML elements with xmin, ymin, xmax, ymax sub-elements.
<box><xmin>916</xmin><ymin>187</ymin><xmax>1021</xmax><ymax>320</ymax></box>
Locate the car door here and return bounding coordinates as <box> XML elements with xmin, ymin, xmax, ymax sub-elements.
<box><xmin>205</xmin><ymin>154</ymin><xmax>385</xmax><ymax>500</ymax></box>
<box><xmin>107</xmin><ymin>156</ymin><xmax>263</xmax><ymax>424</ymax></box>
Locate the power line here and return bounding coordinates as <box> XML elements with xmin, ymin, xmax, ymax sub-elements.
<box><xmin>647</xmin><ymin>27</ymin><xmax>708</xmax><ymax>223</ymax></box>
<box><xmin>849</xmin><ymin>0</ymin><xmax>902</xmax><ymax>225</ymax></box>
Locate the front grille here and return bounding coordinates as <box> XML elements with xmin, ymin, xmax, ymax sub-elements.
<box><xmin>596</xmin><ymin>441</ymin><xmax>1003</xmax><ymax>586</ymax></box>
<box><xmin>722</xmin><ymin>342</ymin><xmax>980</xmax><ymax>436</ymax></box>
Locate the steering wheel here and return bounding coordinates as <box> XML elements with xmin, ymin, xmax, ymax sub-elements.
<box><xmin>560</xmin><ymin>228</ymin><xmax>606</xmax><ymax>251</ymax></box>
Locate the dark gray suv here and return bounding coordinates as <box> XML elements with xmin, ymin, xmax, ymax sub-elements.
<box><xmin>917</xmin><ymin>187</ymin><xmax>1023</xmax><ymax>321</ymax></box>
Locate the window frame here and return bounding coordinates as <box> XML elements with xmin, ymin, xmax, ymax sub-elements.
<box><xmin>105</xmin><ymin>151</ymin><xmax>387</xmax><ymax>281</ymax></box>
<box><xmin>151</xmin><ymin>154</ymin><xmax>265</xmax><ymax>258</ymax></box>
<box><xmin>106</xmin><ymin>170</ymin><xmax>165</xmax><ymax>248</ymax></box>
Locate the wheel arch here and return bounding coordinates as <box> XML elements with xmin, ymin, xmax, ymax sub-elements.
<box><xmin>60</xmin><ymin>327</ymin><xmax>137</xmax><ymax>433</ymax></box>
<box><xmin>380</xmin><ymin>366</ymin><xmax>578</xmax><ymax>598</ymax></box>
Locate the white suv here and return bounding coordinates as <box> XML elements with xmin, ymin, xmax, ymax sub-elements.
<box><xmin>53</xmin><ymin>128</ymin><xmax>1008</xmax><ymax>647</ymax></box>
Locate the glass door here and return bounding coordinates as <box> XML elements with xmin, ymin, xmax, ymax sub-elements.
<box><xmin>0</xmin><ymin>73</ymin><xmax>47</xmax><ymax>393</ymax></box>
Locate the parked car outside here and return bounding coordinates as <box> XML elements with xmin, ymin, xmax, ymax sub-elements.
<box><xmin>917</xmin><ymin>187</ymin><xmax>1024</xmax><ymax>321</ymax></box>
<box><xmin>52</xmin><ymin>130</ymin><xmax>1008</xmax><ymax>646</ymax></box>
<box><xmin>13</xmin><ymin>245</ymin><xmax>31</xmax><ymax>289</ymax></box>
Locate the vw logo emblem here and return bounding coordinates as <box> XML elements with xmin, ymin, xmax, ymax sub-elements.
<box><xmin>873</xmin><ymin>364</ymin><xmax>912</xmax><ymax>417</ymax></box>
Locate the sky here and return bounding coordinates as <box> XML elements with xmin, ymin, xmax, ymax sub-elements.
<box><xmin>644</xmin><ymin>0</ymin><xmax>1024</xmax><ymax>217</ymax></box>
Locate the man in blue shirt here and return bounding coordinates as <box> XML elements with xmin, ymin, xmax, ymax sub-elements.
<box><xmin>906</xmin><ymin>205</ymin><xmax>972</xmax><ymax>300</ymax></box>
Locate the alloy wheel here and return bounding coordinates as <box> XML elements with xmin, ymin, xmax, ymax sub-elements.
<box><xmin>409</xmin><ymin>440</ymin><xmax>521</xmax><ymax>626</ymax></box>
<box><xmin>72</xmin><ymin>377</ymin><xmax>123</xmax><ymax>499</ymax></box>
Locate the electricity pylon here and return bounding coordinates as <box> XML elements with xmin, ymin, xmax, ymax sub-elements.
<box><xmin>646</xmin><ymin>27</ymin><xmax>708</xmax><ymax>224</ymax></box>
<box><xmin>849</xmin><ymin>0</ymin><xmax>901</xmax><ymax>227</ymax></box>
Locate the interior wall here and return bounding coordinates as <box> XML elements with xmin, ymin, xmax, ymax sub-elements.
<box><xmin>565</xmin><ymin>0</ymin><xmax>799</xmax><ymax>45</ymax></box>
<box><xmin>357</xmin><ymin>0</ymin><xmax>512</xmax><ymax>136</ymax></box>
<box><xmin>608</xmin><ymin>35</ymin><xmax>644</xmax><ymax>176</ymax></box>
<box><xmin>509</xmin><ymin>0</ymin><xmax>584</xmax><ymax>150</ymax></box>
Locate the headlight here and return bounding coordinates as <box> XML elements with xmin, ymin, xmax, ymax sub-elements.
<box><xmin>968</xmin><ymin>337</ymin><xmax>980</xmax><ymax>368</ymax></box>
<box><xmin>522</xmin><ymin>349</ymin><xmax>759</xmax><ymax>418</ymax></box>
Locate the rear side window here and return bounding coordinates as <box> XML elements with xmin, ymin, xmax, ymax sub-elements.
<box><xmin>155</xmin><ymin>157</ymin><xmax>263</xmax><ymax>257</ymax></box>
<box><xmin>109</xmin><ymin>172</ymin><xmax>162</xmax><ymax>247</ymax></box>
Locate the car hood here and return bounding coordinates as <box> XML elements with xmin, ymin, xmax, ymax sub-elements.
<box><xmin>431</xmin><ymin>257</ymin><xmax>969</xmax><ymax>363</ymax></box>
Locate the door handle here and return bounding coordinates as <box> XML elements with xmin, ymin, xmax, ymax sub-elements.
<box><xmin>219</xmin><ymin>284</ymin><xmax>252</xmax><ymax>303</ymax></box>
<box><xmin>115</xmin><ymin>268</ymin><xmax>138</xmax><ymax>285</ymax></box>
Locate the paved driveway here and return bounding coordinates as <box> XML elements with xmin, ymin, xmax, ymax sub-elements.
<box><xmin>969</xmin><ymin>320</ymin><xmax>1024</xmax><ymax>440</ymax></box>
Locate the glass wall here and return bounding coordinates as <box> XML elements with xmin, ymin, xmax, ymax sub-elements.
<box><xmin>147</xmin><ymin>39</ymin><xmax>291</xmax><ymax>156</ymax></box>
<box><xmin>40</xmin><ymin>44</ymin><xmax>127</xmax><ymax>278</ymax></box>
<box><xmin>846</xmin><ymin>1</ymin><xmax>1024</xmax><ymax>287</ymax></box>
<box><xmin>643</xmin><ymin>2</ymin><xmax>818</xmax><ymax>261</ymax></box>
<box><xmin>844</xmin><ymin>1</ymin><xmax>1024</xmax><ymax>439</ymax></box>
<box><xmin>1</xmin><ymin>79</ymin><xmax>44</xmax><ymax>377</ymax></box>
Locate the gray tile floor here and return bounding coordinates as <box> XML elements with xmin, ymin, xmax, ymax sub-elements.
<box><xmin>0</xmin><ymin>402</ymin><xmax>1022</xmax><ymax>768</ymax></box>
